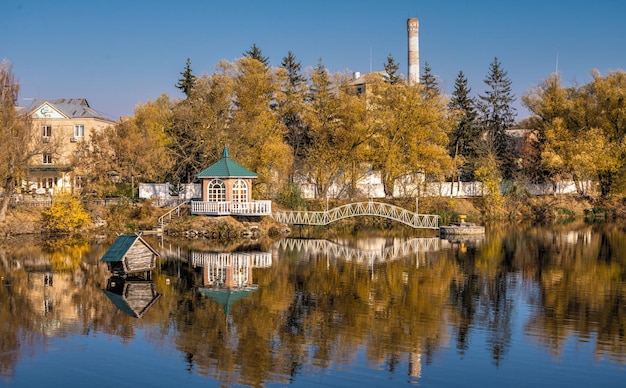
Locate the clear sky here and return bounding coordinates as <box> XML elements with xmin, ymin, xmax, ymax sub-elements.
<box><xmin>2</xmin><ymin>0</ymin><xmax>625</xmax><ymax>121</ymax></box>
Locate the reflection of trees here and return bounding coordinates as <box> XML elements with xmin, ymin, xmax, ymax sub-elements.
<box><xmin>454</xmin><ymin>222</ymin><xmax>626</xmax><ymax>366</ymax></box>
<box><xmin>0</xmin><ymin>237</ymin><xmax>141</xmax><ymax>381</ymax></box>
<box><xmin>3</xmin><ymin>225</ymin><xmax>626</xmax><ymax>385</ymax></box>
<box><xmin>448</xmin><ymin>224</ymin><xmax>515</xmax><ymax>365</ymax></box>
<box><xmin>520</xmin><ymin>223</ymin><xmax>626</xmax><ymax>363</ymax></box>
<box><xmin>161</xmin><ymin>241</ymin><xmax>462</xmax><ymax>385</ymax></box>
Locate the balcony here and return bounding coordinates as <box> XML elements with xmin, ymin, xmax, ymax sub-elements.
<box><xmin>191</xmin><ymin>200</ymin><xmax>272</xmax><ymax>216</ymax></box>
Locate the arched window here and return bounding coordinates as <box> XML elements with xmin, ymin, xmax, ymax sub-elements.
<box><xmin>207</xmin><ymin>179</ymin><xmax>226</xmax><ymax>202</ymax></box>
<box><xmin>232</xmin><ymin>179</ymin><xmax>248</xmax><ymax>202</ymax></box>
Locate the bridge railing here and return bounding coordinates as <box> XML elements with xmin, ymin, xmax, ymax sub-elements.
<box><xmin>273</xmin><ymin>201</ymin><xmax>439</xmax><ymax>229</ymax></box>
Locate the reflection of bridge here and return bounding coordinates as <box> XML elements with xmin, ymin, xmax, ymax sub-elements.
<box><xmin>273</xmin><ymin>201</ymin><xmax>439</xmax><ymax>229</ymax></box>
<box><xmin>274</xmin><ymin>238</ymin><xmax>443</xmax><ymax>264</ymax></box>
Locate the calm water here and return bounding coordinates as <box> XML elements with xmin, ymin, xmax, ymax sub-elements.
<box><xmin>1</xmin><ymin>222</ymin><xmax>626</xmax><ymax>387</ymax></box>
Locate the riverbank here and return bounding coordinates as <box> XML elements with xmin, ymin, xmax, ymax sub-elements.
<box><xmin>0</xmin><ymin>194</ymin><xmax>617</xmax><ymax>240</ymax></box>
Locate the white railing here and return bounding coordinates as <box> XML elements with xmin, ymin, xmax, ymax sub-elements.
<box><xmin>272</xmin><ymin>201</ymin><xmax>439</xmax><ymax>229</ymax></box>
<box><xmin>191</xmin><ymin>200</ymin><xmax>272</xmax><ymax>216</ymax></box>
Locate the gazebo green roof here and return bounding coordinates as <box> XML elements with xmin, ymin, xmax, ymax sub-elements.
<box><xmin>196</xmin><ymin>146</ymin><xmax>258</xmax><ymax>179</ymax></box>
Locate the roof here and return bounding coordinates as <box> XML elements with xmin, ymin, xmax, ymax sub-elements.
<box><xmin>100</xmin><ymin>235</ymin><xmax>159</xmax><ymax>263</ymax></box>
<box><xmin>23</xmin><ymin>98</ymin><xmax>113</xmax><ymax>121</ymax></box>
<box><xmin>196</xmin><ymin>146</ymin><xmax>258</xmax><ymax>179</ymax></box>
<box><xmin>198</xmin><ymin>285</ymin><xmax>258</xmax><ymax>315</ymax></box>
<box><xmin>103</xmin><ymin>278</ymin><xmax>161</xmax><ymax>318</ymax></box>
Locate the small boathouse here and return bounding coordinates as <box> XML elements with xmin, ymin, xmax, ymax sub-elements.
<box><xmin>100</xmin><ymin>234</ymin><xmax>159</xmax><ymax>276</ymax></box>
<box><xmin>191</xmin><ymin>146</ymin><xmax>272</xmax><ymax>216</ymax></box>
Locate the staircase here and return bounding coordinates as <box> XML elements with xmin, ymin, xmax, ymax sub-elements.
<box><xmin>157</xmin><ymin>200</ymin><xmax>190</xmax><ymax>231</ymax></box>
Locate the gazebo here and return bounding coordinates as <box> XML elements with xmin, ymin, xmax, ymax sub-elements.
<box><xmin>191</xmin><ymin>146</ymin><xmax>272</xmax><ymax>216</ymax></box>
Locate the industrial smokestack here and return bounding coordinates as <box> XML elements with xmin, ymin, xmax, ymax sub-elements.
<box><xmin>407</xmin><ymin>18</ymin><xmax>419</xmax><ymax>85</ymax></box>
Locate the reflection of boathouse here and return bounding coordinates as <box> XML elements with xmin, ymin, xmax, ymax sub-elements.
<box><xmin>193</xmin><ymin>251</ymin><xmax>272</xmax><ymax>314</ymax></box>
<box><xmin>103</xmin><ymin>277</ymin><xmax>161</xmax><ymax>318</ymax></box>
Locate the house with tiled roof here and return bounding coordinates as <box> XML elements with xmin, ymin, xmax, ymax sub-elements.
<box><xmin>19</xmin><ymin>98</ymin><xmax>115</xmax><ymax>194</ymax></box>
<box><xmin>191</xmin><ymin>146</ymin><xmax>271</xmax><ymax>216</ymax></box>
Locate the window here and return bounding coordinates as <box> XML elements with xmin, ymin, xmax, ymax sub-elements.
<box><xmin>74</xmin><ymin>124</ymin><xmax>85</xmax><ymax>138</ymax></box>
<box><xmin>43</xmin><ymin>153</ymin><xmax>52</xmax><ymax>164</ymax></box>
<box><xmin>232</xmin><ymin>179</ymin><xmax>248</xmax><ymax>202</ymax></box>
<box><xmin>42</xmin><ymin>125</ymin><xmax>52</xmax><ymax>138</ymax></box>
<box><xmin>38</xmin><ymin>177</ymin><xmax>55</xmax><ymax>189</ymax></box>
<box><xmin>207</xmin><ymin>179</ymin><xmax>226</xmax><ymax>202</ymax></box>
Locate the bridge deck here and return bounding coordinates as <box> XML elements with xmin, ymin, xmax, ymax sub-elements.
<box><xmin>273</xmin><ymin>201</ymin><xmax>439</xmax><ymax>229</ymax></box>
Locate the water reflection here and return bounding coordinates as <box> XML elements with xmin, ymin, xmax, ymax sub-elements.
<box><xmin>1</xmin><ymin>224</ymin><xmax>626</xmax><ymax>386</ymax></box>
<box><xmin>103</xmin><ymin>277</ymin><xmax>161</xmax><ymax>318</ymax></box>
<box><xmin>193</xmin><ymin>251</ymin><xmax>271</xmax><ymax>316</ymax></box>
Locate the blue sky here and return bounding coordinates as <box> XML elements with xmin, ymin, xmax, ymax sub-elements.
<box><xmin>3</xmin><ymin>0</ymin><xmax>625</xmax><ymax>120</ymax></box>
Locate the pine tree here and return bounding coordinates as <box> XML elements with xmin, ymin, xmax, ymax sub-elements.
<box><xmin>478</xmin><ymin>57</ymin><xmax>517</xmax><ymax>178</ymax></box>
<box><xmin>449</xmin><ymin>71</ymin><xmax>480</xmax><ymax>180</ymax></box>
<box><xmin>281</xmin><ymin>51</ymin><xmax>305</xmax><ymax>88</ymax></box>
<box><xmin>243</xmin><ymin>43</ymin><xmax>270</xmax><ymax>67</ymax></box>
<box><xmin>383</xmin><ymin>54</ymin><xmax>401</xmax><ymax>85</ymax></box>
<box><xmin>420</xmin><ymin>62</ymin><xmax>440</xmax><ymax>98</ymax></box>
<box><xmin>279</xmin><ymin>51</ymin><xmax>310</xmax><ymax>180</ymax></box>
<box><xmin>175</xmin><ymin>58</ymin><xmax>196</xmax><ymax>98</ymax></box>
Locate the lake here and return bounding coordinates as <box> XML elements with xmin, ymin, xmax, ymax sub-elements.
<box><xmin>1</xmin><ymin>221</ymin><xmax>625</xmax><ymax>387</ymax></box>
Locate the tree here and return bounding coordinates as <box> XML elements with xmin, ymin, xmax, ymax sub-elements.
<box><xmin>228</xmin><ymin>56</ymin><xmax>292</xmax><ymax>196</ymax></box>
<box><xmin>521</xmin><ymin>73</ymin><xmax>572</xmax><ymax>184</ymax></box>
<box><xmin>383</xmin><ymin>54</ymin><xmax>401</xmax><ymax>85</ymax></box>
<box><xmin>478</xmin><ymin>57</ymin><xmax>516</xmax><ymax>179</ymax></box>
<box><xmin>522</xmin><ymin>70</ymin><xmax>626</xmax><ymax>197</ymax></box>
<box><xmin>81</xmin><ymin>95</ymin><xmax>173</xmax><ymax>197</ymax></box>
<box><xmin>168</xmin><ymin>69</ymin><xmax>233</xmax><ymax>184</ymax></box>
<box><xmin>369</xmin><ymin>81</ymin><xmax>453</xmax><ymax>197</ymax></box>
<box><xmin>420</xmin><ymin>62</ymin><xmax>440</xmax><ymax>98</ymax></box>
<box><xmin>0</xmin><ymin>60</ymin><xmax>49</xmax><ymax>222</ymax></box>
<box><xmin>279</xmin><ymin>51</ymin><xmax>310</xmax><ymax>182</ymax></box>
<box><xmin>448</xmin><ymin>71</ymin><xmax>480</xmax><ymax>181</ymax></box>
<box><xmin>243</xmin><ymin>43</ymin><xmax>269</xmax><ymax>67</ymax></box>
<box><xmin>176</xmin><ymin>58</ymin><xmax>197</xmax><ymax>98</ymax></box>
<box><xmin>300</xmin><ymin>60</ymin><xmax>343</xmax><ymax>198</ymax></box>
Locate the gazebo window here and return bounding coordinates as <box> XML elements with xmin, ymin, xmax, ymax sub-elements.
<box><xmin>232</xmin><ymin>179</ymin><xmax>248</xmax><ymax>202</ymax></box>
<box><xmin>207</xmin><ymin>179</ymin><xmax>226</xmax><ymax>202</ymax></box>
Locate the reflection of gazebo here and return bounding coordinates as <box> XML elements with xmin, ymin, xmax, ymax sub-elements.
<box><xmin>103</xmin><ymin>277</ymin><xmax>161</xmax><ymax>318</ymax></box>
<box><xmin>198</xmin><ymin>286</ymin><xmax>258</xmax><ymax>316</ymax></box>
<box><xmin>193</xmin><ymin>250</ymin><xmax>271</xmax><ymax>315</ymax></box>
<box><xmin>190</xmin><ymin>146</ymin><xmax>271</xmax><ymax>216</ymax></box>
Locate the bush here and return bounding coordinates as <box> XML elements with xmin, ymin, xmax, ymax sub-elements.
<box><xmin>276</xmin><ymin>183</ymin><xmax>307</xmax><ymax>210</ymax></box>
<box><xmin>42</xmin><ymin>193</ymin><xmax>90</xmax><ymax>234</ymax></box>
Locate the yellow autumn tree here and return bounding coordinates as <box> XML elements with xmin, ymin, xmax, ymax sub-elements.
<box><xmin>227</xmin><ymin>57</ymin><xmax>293</xmax><ymax>197</ymax></box>
<box><xmin>369</xmin><ymin>81</ymin><xmax>453</xmax><ymax>197</ymax></box>
<box><xmin>42</xmin><ymin>193</ymin><xmax>90</xmax><ymax>234</ymax></box>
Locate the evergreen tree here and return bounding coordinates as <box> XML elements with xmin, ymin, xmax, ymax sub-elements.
<box><xmin>281</xmin><ymin>51</ymin><xmax>305</xmax><ymax>88</ymax></box>
<box><xmin>279</xmin><ymin>51</ymin><xmax>310</xmax><ymax>181</ymax></box>
<box><xmin>383</xmin><ymin>54</ymin><xmax>401</xmax><ymax>85</ymax></box>
<box><xmin>478</xmin><ymin>57</ymin><xmax>517</xmax><ymax>178</ymax></box>
<box><xmin>449</xmin><ymin>71</ymin><xmax>480</xmax><ymax>180</ymax></box>
<box><xmin>175</xmin><ymin>58</ymin><xmax>196</xmax><ymax>98</ymax></box>
<box><xmin>243</xmin><ymin>43</ymin><xmax>270</xmax><ymax>67</ymax></box>
<box><xmin>420</xmin><ymin>62</ymin><xmax>440</xmax><ymax>98</ymax></box>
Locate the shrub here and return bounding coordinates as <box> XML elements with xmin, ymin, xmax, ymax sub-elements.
<box><xmin>276</xmin><ymin>183</ymin><xmax>307</xmax><ymax>210</ymax></box>
<box><xmin>42</xmin><ymin>193</ymin><xmax>90</xmax><ymax>234</ymax></box>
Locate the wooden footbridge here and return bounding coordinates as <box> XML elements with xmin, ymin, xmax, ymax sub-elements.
<box><xmin>272</xmin><ymin>201</ymin><xmax>439</xmax><ymax>229</ymax></box>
